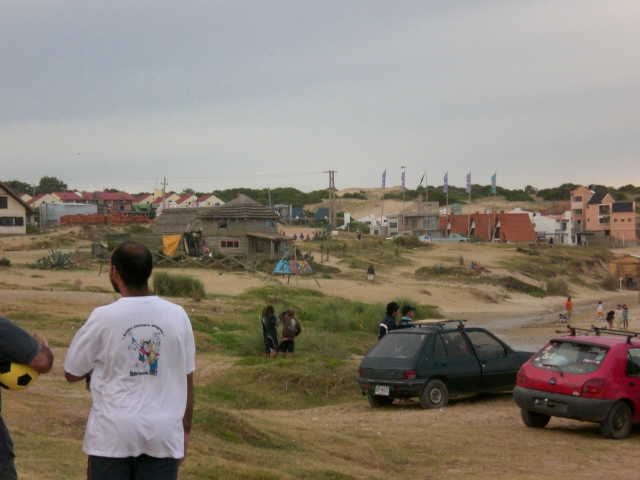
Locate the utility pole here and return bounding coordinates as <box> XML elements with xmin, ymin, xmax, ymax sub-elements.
<box><xmin>161</xmin><ymin>177</ymin><xmax>168</xmax><ymax>210</ymax></box>
<box><xmin>327</xmin><ymin>171</ymin><xmax>337</xmax><ymax>230</ymax></box>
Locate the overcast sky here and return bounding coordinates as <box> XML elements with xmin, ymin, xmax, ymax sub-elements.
<box><xmin>1</xmin><ymin>1</ymin><xmax>639</xmax><ymax>194</ymax></box>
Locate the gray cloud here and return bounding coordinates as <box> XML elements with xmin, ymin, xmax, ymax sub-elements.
<box><xmin>1</xmin><ymin>1</ymin><xmax>639</xmax><ymax>193</ymax></box>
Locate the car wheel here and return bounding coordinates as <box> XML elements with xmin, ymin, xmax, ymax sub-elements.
<box><xmin>520</xmin><ymin>409</ymin><xmax>551</xmax><ymax>429</ymax></box>
<box><xmin>367</xmin><ymin>392</ymin><xmax>394</xmax><ymax>408</ymax></box>
<box><xmin>419</xmin><ymin>379</ymin><xmax>449</xmax><ymax>409</ymax></box>
<box><xmin>600</xmin><ymin>401</ymin><xmax>632</xmax><ymax>439</ymax></box>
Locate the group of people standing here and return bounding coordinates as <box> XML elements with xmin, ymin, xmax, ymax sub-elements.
<box><xmin>594</xmin><ymin>300</ymin><xmax>630</xmax><ymax>330</ymax></box>
<box><xmin>262</xmin><ymin>306</ymin><xmax>302</xmax><ymax>358</ymax></box>
<box><xmin>378</xmin><ymin>302</ymin><xmax>417</xmax><ymax>340</ymax></box>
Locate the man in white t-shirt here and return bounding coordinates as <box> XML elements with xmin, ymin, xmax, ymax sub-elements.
<box><xmin>64</xmin><ymin>241</ymin><xmax>195</xmax><ymax>480</ymax></box>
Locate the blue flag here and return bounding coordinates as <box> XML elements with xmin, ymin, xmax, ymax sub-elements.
<box><xmin>401</xmin><ymin>171</ymin><xmax>405</xmax><ymax>192</ymax></box>
<box><xmin>491</xmin><ymin>173</ymin><xmax>496</xmax><ymax>194</ymax></box>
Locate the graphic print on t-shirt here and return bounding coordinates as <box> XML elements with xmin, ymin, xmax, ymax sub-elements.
<box><xmin>123</xmin><ymin>324</ymin><xmax>165</xmax><ymax>377</ymax></box>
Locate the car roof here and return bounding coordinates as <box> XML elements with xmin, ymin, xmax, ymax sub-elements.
<box><xmin>550</xmin><ymin>335</ymin><xmax>640</xmax><ymax>347</ymax></box>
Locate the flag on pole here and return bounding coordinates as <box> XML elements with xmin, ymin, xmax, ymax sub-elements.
<box><xmin>443</xmin><ymin>172</ymin><xmax>448</xmax><ymax>193</ymax></box>
<box><xmin>491</xmin><ymin>173</ymin><xmax>496</xmax><ymax>194</ymax></box>
<box><xmin>419</xmin><ymin>172</ymin><xmax>425</xmax><ymax>188</ymax></box>
<box><xmin>466</xmin><ymin>172</ymin><xmax>471</xmax><ymax>194</ymax></box>
<box><xmin>382</xmin><ymin>169</ymin><xmax>386</xmax><ymax>189</ymax></box>
<box><xmin>401</xmin><ymin>171</ymin><xmax>405</xmax><ymax>192</ymax></box>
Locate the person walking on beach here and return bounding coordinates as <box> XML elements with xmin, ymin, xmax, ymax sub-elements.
<box><xmin>595</xmin><ymin>301</ymin><xmax>604</xmax><ymax>322</ymax></box>
<box><xmin>379</xmin><ymin>302</ymin><xmax>400</xmax><ymax>340</ymax></box>
<box><xmin>622</xmin><ymin>304</ymin><xmax>629</xmax><ymax>331</ymax></box>
<box><xmin>278</xmin><ymin>309</ymin><xmax>301</xmax><ymax>358</ymax></box>
<box><xmin>565</xmin><ymin>296</ymin><xmax>573</xmax><ymax>322</ymax></box>
<box><xmin>367</xmin><ymin>265</ymin><xmax>375</xmax><ymax>282</ymax></box>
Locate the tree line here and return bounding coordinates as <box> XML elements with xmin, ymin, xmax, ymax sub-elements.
<box><xmin>4</xmin><ymin>176</ymin><xmax>639</xmax><ymax>206</ymax></box>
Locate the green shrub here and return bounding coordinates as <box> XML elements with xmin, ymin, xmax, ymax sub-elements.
<box><xmin>393</xmin><ymin>235</ymin><xmax>421</xmax><ymax>248</ymax></box>
<box><xmin>153</xmin><ymin>271</ymin><xmax>205</xmax><ymax>298</ymax></box>
<box><xmin>26</xmin><ymin>224</ymin><xmax>40</xmax><ymax>234</ymax></box>
<box><xmin>125</xmin><ymin>224</ymin><xmax>153</xmax><ymax>233</ymax></box>
<box><xmin>0</xmin><ymin>258</ymin><xmax>10</xmax><ymax>267</ymax></box>
<box><xmin>496</xmin><ymin>276</ymin><xmax>546</xmax><ymax>297</ymax></box>
<box><xmin>546</xmin><ymin>278</ymin><xmax>569</xmax><ymax>296</ymax></box>
<box><xmin>599</xmin><ymin>274</ymin><xmax>618</xmax><ymax>291</ymax></box>
<box><xmin>107</xmin><ymin>240</ymin><xmax>118</xmax><ymax>251</ymax></box>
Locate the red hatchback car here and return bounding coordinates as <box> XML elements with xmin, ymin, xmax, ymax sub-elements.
<box><xmin>514</xmin><ymin>328</ymin><xmax>640</xmax><ymax>439</ymax></box>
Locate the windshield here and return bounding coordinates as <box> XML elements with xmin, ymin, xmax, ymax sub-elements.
<box><xmin>532</xmin><ymin>341</ymin><xmax>608</xmax><ymax>374</ymax></box>
<box><xmin>368</xmin><ymin>333</ymin><xmax>430</xmax><ymax>359</ymax></box>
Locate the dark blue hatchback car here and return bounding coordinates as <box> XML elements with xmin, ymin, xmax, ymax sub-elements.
<box><xmin>357</xmin><ymin>321</ymin><xmax>533</xmax><ymax>408</ymax></box>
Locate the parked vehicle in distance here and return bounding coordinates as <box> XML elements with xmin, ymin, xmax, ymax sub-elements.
<box><xmin>358</xmin><ymin>320</ymin><xmax>533</xmax><ymax>409</ymax></box>
<box><xmin>385</xmin><ymin>233</ymin><xmax>410</xmax><ymax>241</ymax></box>
<box><xmin>429</xmin><ymin>233</ymin><xmax>470</xmax><ymax>242</ymax></box>
<box><xmin>513</xmin><ymin>326</ymin><xmax>640</xmax><ymax>439</ymax></box>
<box><xmin>418</xmin><ymin>235</ymin><xmax>432</xmax><ymax>243</ymax></box>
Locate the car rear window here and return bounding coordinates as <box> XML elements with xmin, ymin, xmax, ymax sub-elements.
<box><xmin>532</xmin><ymin>341</ymin><xmax>608</xmax><ymax>374</ymax></box>
<box><xmin>368</xmin><ymin>333</ymin><xmax>430</xmax><ymax>359</ymax></box>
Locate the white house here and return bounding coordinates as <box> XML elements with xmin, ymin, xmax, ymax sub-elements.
<box><xmin>0</xmin><ymin>180</ymin><xmax>33</xmax><ymax>234</ymax></box>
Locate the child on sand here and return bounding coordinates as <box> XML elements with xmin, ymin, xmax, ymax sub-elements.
<box><xmin>622</xmin><ymin>304</ymin><xmax>629</xmax><ymax>331</ymax></box>
<box><xmin>595</xmin><ymin>301</ymin><xmax>604</xmax><ymax>322</ymax></box>
<box><xmin>565</xmin><ymin>296</ymin><xmax>573</xmax><ymax>322</ymax></box>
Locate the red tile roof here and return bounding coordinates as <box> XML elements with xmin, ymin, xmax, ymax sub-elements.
<box><xmin>52</xmin><ymin>191</ymin><xmax>83</xmax><ymax>201</ymax></box>
<box><xmin>498</xmin><ymin>213</ymin><xmax>537</xmax><ymax>242</ymax></box>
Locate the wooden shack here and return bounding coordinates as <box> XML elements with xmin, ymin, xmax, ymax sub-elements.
<box><xmin>199</xmin><ymin>194</ymin><xmax>291</xmax><ymax>260</ymax></box>
<box><xmin>608</xmin><ymin>255</ymin><xmax>640</xmax><ymax>289</ymax></box>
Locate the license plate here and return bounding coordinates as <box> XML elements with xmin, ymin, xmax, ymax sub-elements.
<box><xmin>374</xmin><ymin>385</ymin><xmax>390</xmax><ymax>396</ymax></box>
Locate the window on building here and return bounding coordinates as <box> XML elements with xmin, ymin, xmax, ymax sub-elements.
<box><xmin>0</xmin><ymin>196</ymin><xmax>7</xmax><ymax>209</ymax></box>
<box><xmin>1</xmin><ymin>217</ymin><xmax>23</xmax><ymax>226</ymax></box>
<box><xmin>614</xmin><ymin>219</ymin><xmax>618</xmax><ymax>222</ymax></box>
<box><xmin>220</xmin><ymin>240</ymin><xmax>240</xmax><ymax>248</ymax></box>
<box><xmin>572</xmin><ymin>196</ymin><xmax>582</xmax><ymax>202</ymax></box>
<box><xmin>572</xmin><ymin>209</ymin><xmax>582</xmax><ymax>215</ymax></box>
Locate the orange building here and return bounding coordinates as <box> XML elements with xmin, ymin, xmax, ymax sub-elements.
<box><xmin>570</xmin><ymin>186</ymin><xmax>636</xmax><ymax>245</ymax></box>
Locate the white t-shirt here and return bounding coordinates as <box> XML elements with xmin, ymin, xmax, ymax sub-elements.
<box><xmin>64</xmin><ymin>296</ymin><xmax>196</xmax><ymax>459</ymax></box>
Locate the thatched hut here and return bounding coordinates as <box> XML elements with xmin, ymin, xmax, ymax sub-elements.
<box><xmin>154</xmin><ymin>207</ymin><xmax>213</xmax><ymax>235</ymax></box>
<box><xmin>199</xmin><ymin>194</ymin><xmax>291</xmax><ymax>260</ymax></box>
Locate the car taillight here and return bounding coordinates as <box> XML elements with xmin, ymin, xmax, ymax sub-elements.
<box><xmin>516</xmin><ymin>367</ymin><xmax>526</xmax><ymax>385</ymax></box>
<box><xmin>404</xmin><ymin>370</ymin><xmax>417</xmax><ymax>380</ymax></box>
<box><xmin>582</xmin><ymin>378</ymin><xmax>607</xmax><ymax>394</ymax></box>
<box><xmin>358</xmin><ymin>368</ymin><xmax>363</xmax><ymax>377</ymax></box>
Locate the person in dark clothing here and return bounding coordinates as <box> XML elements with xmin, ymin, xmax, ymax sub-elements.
<box><xmin>367</xmin><ymin>265</ymin><xmax>375</xmax><ymax>282</ymax></box>
<box><xmin>262</xmin><ymin>305</ymin><xmax>279</xmax><ymax>358</ymax></box>
<box><xmin>379</xmin><ymin>302</ymin><xmax>400</xmax><ymax>340</ymax></box>
<box><xmin>0</xmin><ymin>317</ymin><xmax>54</xmax><ymax>479</ymax></box>
<box><xmin>400</xmin><ymin>305</ymin><xmax>416</xmax><ymax>328</ymax></box>
<box><xmin>278</xmin><ymin>309</ymin><xmax>302</xmax><ymax>358</ymax></box>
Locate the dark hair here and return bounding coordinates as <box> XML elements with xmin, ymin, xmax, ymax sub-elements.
<box><xmin>262</xmin><ymin>305</ymin><xmax>274</xmax><ymax>317</ymax></box>
<box><xmin>386</xmin><ymin>302</ymin><xmax>400</xmax><ymax>315</ymax></box>
<box><xmin>111</xmin><ymin>241</ymin><xmax>153</xmax><ymax>289</ymax></box>
<box><xmin>277</xmin><ymin>309</ymin><xmax>295</xmax><ymax>321</ymax></box>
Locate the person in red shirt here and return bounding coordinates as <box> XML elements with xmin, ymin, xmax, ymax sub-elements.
<box><xmin>565</xmin><ymin>296</ymin><xmax>573</xmax><ymax>322</ymax></box>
